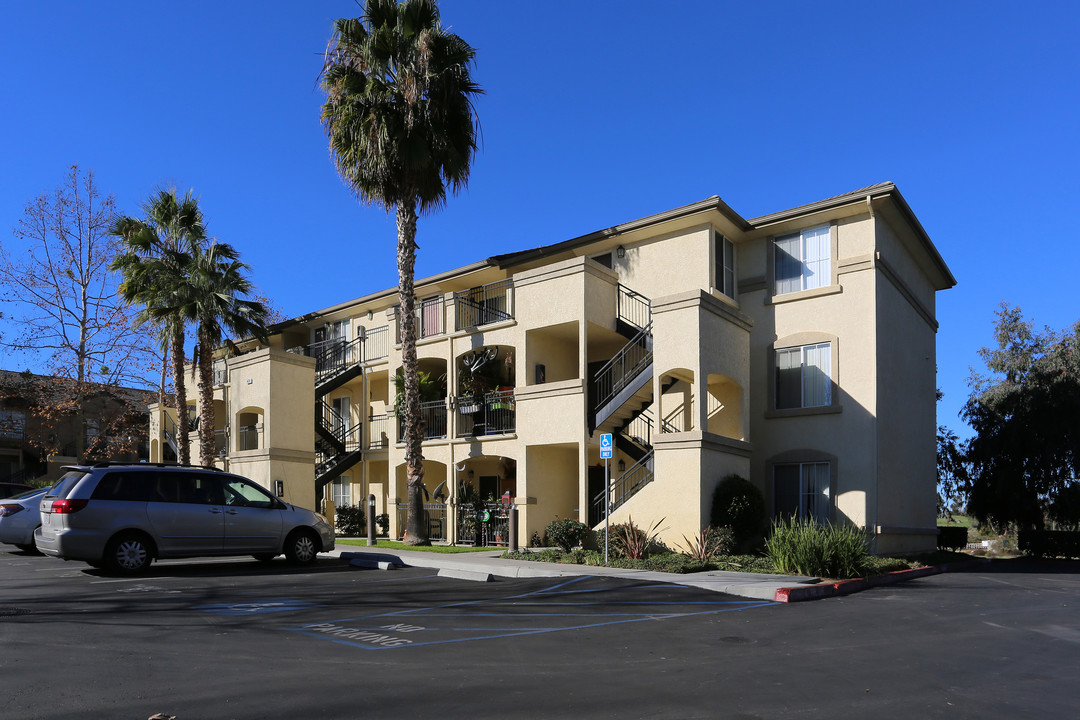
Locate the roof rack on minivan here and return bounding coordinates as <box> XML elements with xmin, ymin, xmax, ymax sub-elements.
<box><xmin>85</xmin><ymin>461</ymin><xmax>225</xmax><ymax>472</ymax></box>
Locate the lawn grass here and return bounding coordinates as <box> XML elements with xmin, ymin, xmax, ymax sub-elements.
<box><xmin>937</xmin><ymin>514</ymin><xmax>977</xmax><ymax>528</ymax></box>
<box><xmin>336</xmin><ymin>539</ymin><xmax>500</xmax><ymax>554</ymax></box>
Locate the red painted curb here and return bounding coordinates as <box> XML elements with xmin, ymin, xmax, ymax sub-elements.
<box><xmin>773</xmin><ymin>559</ymin><xmax>988</xmax><ymax>602</ymax></box>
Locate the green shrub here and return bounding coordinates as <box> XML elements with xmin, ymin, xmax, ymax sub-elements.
<box><xmin>710</xmin><ymin>475</ymin><xmax>767</xmax><ymax>552</ymax></box>
<box><xmin>545</xmin><ymin>517</ymin><xmax>589</xmax><ymax>551</ymax></box>
<box><xmin>375</xmin><ymin>513</ymin><xmax>390</xmax><ymax>537</ymax></box>
<box><xmin>677</xmin><ymin>525</ymin><xmax>735</xmax><ymax>561</ymax></box>
<box><xmin>334</xmin><ymin>504</ymin><xmax>366</xmax><ymax>536</ymax></box>
<box><xmin>610</xmin><ymin>516</ymin><xmax>664</xmax><ymax>559</ymax></box>
<box><xmin>765</xmin><ymin>517</ymin><xmax>870</xmax><ymax>578</ymax></box>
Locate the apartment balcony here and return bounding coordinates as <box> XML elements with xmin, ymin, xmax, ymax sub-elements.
<box><xmin>454</xmin><ymin>279</ymin><xmax>514</xmax><ymax>331</ymax></box>
<box><xmin>396</xmin><ymin>400</ymin><xmax>449</xmax><ymax>442</ymax></box>
<box><xmin>455</xmin><ymin>389</ymin><xmax>516</xmax><ymax>438</ymax></box>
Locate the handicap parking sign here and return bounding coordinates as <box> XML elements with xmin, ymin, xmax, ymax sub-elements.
<box><xmin>600</xmin><ymin>433</ymin><xmax>613</xmax><ymax>459</ymax></box>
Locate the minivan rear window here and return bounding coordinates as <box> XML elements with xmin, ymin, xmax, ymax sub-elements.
<box><xmin>91</xmin><ymin>471</ymin><xmax>160</xmax><ymax>502</ymax></box>
<box><xmin>46</xmin><ymin>471</ymin><xmax>88</xmax><ymax>499</ymax></box>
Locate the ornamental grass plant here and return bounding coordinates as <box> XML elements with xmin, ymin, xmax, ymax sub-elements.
<box><xmin>765</xmin><ymin>516</ymin><xmax>870</xmax><ymax>578</ymax></box>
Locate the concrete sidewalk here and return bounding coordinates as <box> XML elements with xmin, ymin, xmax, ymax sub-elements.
<box><xmin>326</xmin><ymin>544</ymin><xmax>821</xmax><ymax>601</ymax></box>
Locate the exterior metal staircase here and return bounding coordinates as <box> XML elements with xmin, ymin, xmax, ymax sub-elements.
<box><xmin>590</xmin><ymin>285</ymin><xmax>661</xmax><ymax>524</ymax></box>
<box><xmin>313</xmin><ymin>340</ymin><xmax>366</xmax><ymax>491</ymax></box>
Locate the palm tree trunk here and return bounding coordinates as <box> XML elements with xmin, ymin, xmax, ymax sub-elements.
<box><xmin>172</xmin><ymin>324</ymin><xmax>190</xmax><ymax>465</ymax></box>
<box><xmin>398</xmin><ymin>202</ymin><xmax>428</xmax><ymax>545</ymax></box>
<box><xmin>197</xmin><ymin>328</ymin><xmax>216</xmax><ymax>467</ymax></box>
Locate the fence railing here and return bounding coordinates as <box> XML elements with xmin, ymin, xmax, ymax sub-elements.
<box><xmin>366</xmin><ymin>414</ymin><xmax>390</xmax><ymax>449</ymax></box>
<box><xmin>395</xmin><ymin>502</ymin><xmax>449</xmax><ymax>542</ymax></box>
<box><xmin>456</xmin><ymin>502</ymin><xmax>511</xmax><ymax>546</ymax></box>
<box><xmin>622</xmin><ymin>413</ymin><xmax>653</xmax><ymax>449</ymax></box>
<box><xmin>591</xmin><ymin>450</ymin><xmax>654</xmax><ymax>521</ymax></box>
<box><xmin>454</xmin><ymin>279</ymin><xmax>514</xmax><ymax>330</ymax></box>
<box><xmin>594</xmin><ymin>323</ymin><xmax>653</xmax><ymax>411</ymax></box>
<box><xmin>456</xmin><ymin>389</ymin><xmax>515</xmax><ymax>437</ymax></box>
<box><xmin>212</xmin><ymin>359</ymin><xmax>228</xmax><ymax>387</ymax></box>
<box><xmin>618</xmin><ymin>284</ymin><xmax>651</xmax><ymax>331</ymax></box>
<box><xmin>237</xmin><ymin>424</ymin><xmax>258</xmax><ymax>451</ymax></box>
<box><xmin>397</xmin><ymin>400</ymin><xmax>448</xmax><ymax>441</ymax></box>
<box><xmin>313</xmin><ymin>337</ymin><xmax>363</xmax><ymax>383</ymax></box>
<box><xmin>363</xmin><ymin>325</ymin><xmax>389</xmax><ymax>362</ymax></box>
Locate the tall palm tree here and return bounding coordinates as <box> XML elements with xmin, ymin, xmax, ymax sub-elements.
<box><xmin>110</xmin><ymin>189</ymin><xmax>207</xmax><ymax>466</ymax></box>
<box><xmin>321</xmin><ymin>0</ymin><xmax>481</xmax><ymax>545</ymax></box>
<box><xmin>180</xmin><ymin>241</ymin><xmax>268</xmax><ymax>466</ymax></box>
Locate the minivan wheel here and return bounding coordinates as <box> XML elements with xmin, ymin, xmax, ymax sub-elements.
<box><xmin>284</xmin><ymin>530</ymin><xmax>318</xmax><ymax>565</ymax></box>
<box><xmin>105</xmin><ymin>532</ymin><xmax>153</xmax><ymax>574</ymax></box>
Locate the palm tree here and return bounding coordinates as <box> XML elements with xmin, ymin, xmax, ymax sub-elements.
<box><xmin>321</xmin><ymin>0</ymin><xmax>481</xmax><ymax>545</ymax></box>
<box><xmin>110</xmin><ymin>189</ymin><xmax>207</xmax><ymax>466</ymax></box>
<box><xmin>180</xmin><ymin>241</ymin><xmax>268</xmax><ymax>466</ymax></box>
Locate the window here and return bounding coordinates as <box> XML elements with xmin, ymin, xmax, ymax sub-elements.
<box><xmin>715</xmin><ymin>232</ymin><xmax>735</xmax><ymax>299</ymax></box>
<box><xmin>0</xmin><ymin>409</ymin><xmax>26</xmax><ymax>440</ymax></box>
<box><xmin>332</xmin><ymin>477</ymin><xmax>351</xmax><ymax>509</ymax></box>
<box><xmin>774</xmin><ymin>462</ymin><xmax>830</xmax><ymax>522</ymax></box>
<box><xmin>774</xmin><ymin>225</ymin><xmax>830</xmax><ymax>295</ymax></box>
<box><xmin>776</xmin><ymin>343</ymin><xmax>831</xmax><ymax>409</ymax></box>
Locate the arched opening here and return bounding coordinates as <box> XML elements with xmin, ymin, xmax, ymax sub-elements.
<box><xmin>659</xmin><ymin>368</ymin><xmax>695</xmax><ymax>433</ymax></box>
<box><xmin>452</xmin><ymin>455</ymin><xmax>517</xmax><ymax>546</ymax></box>
<box><xmin>394</xmin><ymin>358</ymin><xmax>448</xmax><ymax>441</ymax></box>
<box><xmin>455</xmin><ymin>345</ymin><xmax>516</xmax><ymax>437</ymax></box>
<box><xmin>707</xmin><ymin>373</ymin><xmax>743</xmax><ymax>439</ymax></box>
<box><xmin>236</xmin><ymin>406</ymin><xmax>264</xmax><ymax>452</ymax></box>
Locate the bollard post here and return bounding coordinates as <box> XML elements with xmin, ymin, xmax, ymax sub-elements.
<box><xmin>509</xmin><ymin>506</ymin><xmax>518</xmax><ymax>553</ymax></box>
<box><xmin>367</xmin><ymin>494</ymin><xmax>377</xmax><ymax>546</ymax></box>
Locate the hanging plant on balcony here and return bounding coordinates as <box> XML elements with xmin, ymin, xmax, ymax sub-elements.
<box><xmin>458</xmin><ymin>347</ymin><xmax>501</xmax><ymax>406</ymax></box>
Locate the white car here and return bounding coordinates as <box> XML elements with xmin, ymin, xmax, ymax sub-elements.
<box><xmin>0</xmin><ymin>487</ymin><xmax>49</xmax><ymax>552</ymax></box>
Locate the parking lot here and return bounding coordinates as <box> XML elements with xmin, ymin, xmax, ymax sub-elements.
<box><xmin>2</xmin><ymin>550</ymin><xmax>1078</xmax><ymax>719</ymax></box>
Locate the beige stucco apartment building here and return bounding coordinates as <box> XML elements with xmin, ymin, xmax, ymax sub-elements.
<box><xmin>148</xmin><ymin>182</ymin><xmax>954</xmax><ymax>554</ymax></box>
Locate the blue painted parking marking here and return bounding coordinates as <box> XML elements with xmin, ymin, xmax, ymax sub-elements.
<box><xmin>285</xmin><ymin>576</ymin><xmax>776</xmax><ymax>650</ymax></box>
<box><xmin>196</xmin><ymin>598</ymin><xmax>322</xmax><ymax>616</ymax></box>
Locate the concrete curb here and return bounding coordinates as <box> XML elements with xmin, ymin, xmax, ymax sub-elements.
<box><xmin>773</xmin><ymin>558</ymin><xmax>991</xmax><ymax>602</ymax></box>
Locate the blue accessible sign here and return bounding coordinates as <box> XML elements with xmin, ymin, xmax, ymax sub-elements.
<box><xmin>600</xmin><ymin>433</ymin><xmax>613</xmax><ymax>459</ymax></box>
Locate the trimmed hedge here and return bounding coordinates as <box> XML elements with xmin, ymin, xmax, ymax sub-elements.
<box><xmin>937</xmin><ymin>525</ymin><xmax>968</xmax><ymax>550</ymax></box>
<box><xmin>1018</xmin><ymin>530</ymin><xmax>1080</xmax><ymax>558</ymax></box>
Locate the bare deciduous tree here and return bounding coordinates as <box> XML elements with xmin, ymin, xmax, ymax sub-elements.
<box><xmin>0</xmin><ymin>165</ymin><xmax>158</xmax><ymax>388</ymax></box>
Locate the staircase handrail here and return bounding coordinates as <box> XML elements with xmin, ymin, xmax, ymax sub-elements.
<box><xmin>617</xmin><ymin>284</ymin><xmax>651</xmax><ymax>331</ymax></box>
<box><xmin>591</xmin><ymin>449</ymin><xmax>655</xmax><ymax>519</ymax></box>
<box><xmin>314</xmin><ymin>337</ymin><xmax>363</xmax><ymax>383</ymax></box>
<box><xmin>593</xmin><ymin>322</ymin><xmax>653</xmax><ymax>410</ymax></box>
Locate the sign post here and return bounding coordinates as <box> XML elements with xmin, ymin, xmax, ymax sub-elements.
<box><xmin>600</xmin><ymin>433</ymin><xmax>613</xmax><ymax>565</ymax></box>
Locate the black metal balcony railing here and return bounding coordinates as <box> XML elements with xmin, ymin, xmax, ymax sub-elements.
<box><xmin>456</xmin><ymin>389</ymin><xmax>516</xmax><ymax>437</ymax></box>
<box><xmin>456</xmin><ymin>502</ymin><xmax>510</xmax><ymax>546</ymax></box>
<box><xmin>396</xmin><ymin>502</ymin><xmax>448</xmax><ymax>542</ymax></box>
<box><xmin>215</xmin><ymin>428</ymin><xmax>227</xmax><ymax>457</ymax></box>
<box><xmin>398</xmin><ymin>297</ymin><xmax>445</xmax><ymax>341</ymax></box>
<box><xmin>396</xmin><ymin>400</ymin><xmax>448</xmax><ymax>441</ymax></box>
<box><xmin>454</xmin><ymin>279</ymin><xmax>514</xmax><ymax>331</ymax></box>
<box><xmin>623</xmin><ymin>413</ymin><xmax>653</xmax><ymax>448</ymax></box>
<box><xmin>594</xmin><ymin>322</ymin><xmax>653</xmax><ymax>411</ymax></box>
<box><xmin>591</xmin><ymin>450</ymin><xmax>654</xmax><ymax>521</ymax></box>
<box><xmin>366</xmin><ymin>414</ymin><xmax>390</xmax><ymax>449</ymax></box>
<box><xmin>313</xmin><ymin>337</ymin><xmax>363</xmax><ymax>384</ymax></box>
<box><xmin>618</xmin><ymin>284</ymin><xmax>652</xmax><ymax>331</ymax></box>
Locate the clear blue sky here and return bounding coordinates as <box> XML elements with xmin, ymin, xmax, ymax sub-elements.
<box><xmin>1</xmin><ymin>1</ymin><xmax>1077</xmax><ymax>438</ymax></box>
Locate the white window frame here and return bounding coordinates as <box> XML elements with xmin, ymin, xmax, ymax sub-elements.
<box><xmin>775</xmin><ymin>342</ymin><xmax>832</xmax><ymax>409</ymax></box>
<box><xmin>715</xmin><ymin>231</ymin><xmax>736</xmax><ymax>299</ymax></box>
<box><xmin>773</xmin><ymin>461</ymin><xmax>831</xmax><ymax>522</ymax></box>
<box><xmin>332</xmin><ymin>476</ymin><xmax>351</xmax><ymax>509</ymax></box>
<box><xmin>773</xmin><ymin>225</ymin><xmax>831</xmax><ymax>295</ymax></box>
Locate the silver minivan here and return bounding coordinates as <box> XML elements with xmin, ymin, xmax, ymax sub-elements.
<box><xmin>36</xmin><ymin>463</ymin><xmax>334</xmax><ymax>573</ymax></box>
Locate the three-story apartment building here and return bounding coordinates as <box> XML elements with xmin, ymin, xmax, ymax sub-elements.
<box><xmin>148</xmin><ymin>182</ymin><xmax>954</xmax><ymax>553</ymax></box>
